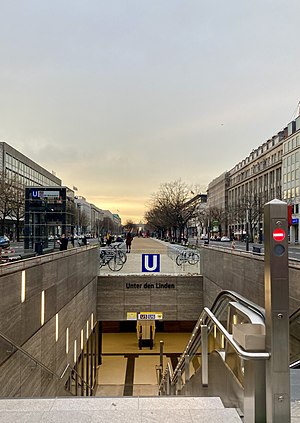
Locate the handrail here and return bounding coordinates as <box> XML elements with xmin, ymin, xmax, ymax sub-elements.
<box><xmin>160</xmin><ymin>290</ymin><xmax>268</xmax><ymax>391</ymax></box>
<box><xmin>0</xmin><ymin>330</ymin><xmax>92</xmax><ymax>394</ymax></box>
<box><xmin>203</xmin><ymin>307</ymin><xmax>270</xmax><ymax>360</ymax></box>
<box><xmin>0</xmin><ymin>330</ymin><xmax>64</xmax><ymax>379</ymax></box>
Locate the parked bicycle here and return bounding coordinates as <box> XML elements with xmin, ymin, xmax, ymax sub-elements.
<box><xmin>99</xmin><ymin>244</ymin><xmax>127</xmax><ymax>271</ymax></box>
<box><xmin>176</xmin><ymin>249</ymin><xmax>200</xmax><ymax>266</ymax></box>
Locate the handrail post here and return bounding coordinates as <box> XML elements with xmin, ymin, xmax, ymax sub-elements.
<box><xmin>244</xmin><ymin>359</ymin><xmax>266</xmax><ymax>423</ymax></box>
<box><xmin>185</xmin><ymin>354</ymin><xmax>190</xmax><ymax>383</ymax></box>
<box><xmin>177</xmin><ymin>369</ymin><xmax>182</xmax><ymax>395</ymax></box>
<box><xmin>201</xmin><ymin>325</ymin><xmax>208</xmax><ymax>387</ymax></box>
<box><xmin>159</xmin><ymin>340</ymin><xmax>164</xmax><ymax>384</ymax></box>
<box><xmin>166</xmin><ymin>367</ymin><xmax>170</xmax><ymax>395</ymax></box>
<box><xmin>185</xmin><ymin>354</ymin><xmax>190</xmax><ymax>395</ymax></box>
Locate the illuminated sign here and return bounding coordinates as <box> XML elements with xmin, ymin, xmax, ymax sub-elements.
<box><xmin>31</xmin><ymin>190</ymin><xmax>61</xmax><ymax>199</ymax></box>
<box><xmin>126</xmin><ymin>312</ymin><xmax>137</xmax><ymax>320</ymax></box>
<box><xmin>137</xmin><ymin>312</ymin><xmax>163</xmax><ymax>321</ymax></box>
<box><xmin>273</xmin><ymin>228</ymin><xmax>285</xmax><ymax>242</ymax></box>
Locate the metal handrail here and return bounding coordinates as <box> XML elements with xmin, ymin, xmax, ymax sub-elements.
<box><xmin>0</xmin><ymin>330</ymin><xmax>92</xmax><ymax>394</ymax></box>
<box><xmin>203</xmin><ymin>307</ymin><xmax>269</xmax><ymax>360</ymax></box>
<box><xmin>160</xmin><ymin>290</ymin><xmax>268</xmax><ymax>391</ymax></box>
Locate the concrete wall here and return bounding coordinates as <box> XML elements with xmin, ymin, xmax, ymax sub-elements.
<box><xmin>97</xmin><ymin>275</ymin><xmax>203</xmax><ymax>321</ymax></box>
<box><xmin>200</xmin><ymin>246</ymin><xmax>300</xmax><ymax>314</ymax></box>
<box><xmin>0</xmin><ymin>246</ymin><xmax>98</xmax><ymax>397</ymax></box>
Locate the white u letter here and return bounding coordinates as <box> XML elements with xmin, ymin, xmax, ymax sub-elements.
<box><xmin>144</xmin><ymin>255</ymin><xmax>157</xmax><ymax>271</ymax></box>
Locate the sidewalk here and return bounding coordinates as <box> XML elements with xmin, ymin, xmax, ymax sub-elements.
<box><xmin>99</xmin><ymin>237</ymin><xmax>201</xmax><ymax>275</ymax></box>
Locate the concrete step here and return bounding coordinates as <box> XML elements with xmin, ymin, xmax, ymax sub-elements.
<box><xmin>0</xmin><ymin>396</ymin><xmax>242</xmax><ymax>422</ymax></box>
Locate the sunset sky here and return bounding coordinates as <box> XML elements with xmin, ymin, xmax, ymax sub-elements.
<box><xmin>1</xmin><ymin>1</ymin><xmax>300</xmax><ymax>222</ymax></box>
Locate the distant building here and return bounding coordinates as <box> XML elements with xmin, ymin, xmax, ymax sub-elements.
<box><xmin>0</xmin><ymin>141</ymin><xmax>61</xmax><ymax>238</ymax></box>
<box><xmin>227</xmin><ymin>128</ymin><xmax>286</xmax><ymax>239</ymax></box>
<box><xmin>282</xmin><ymin>116</ymin><xmax>300</xmax><ymax>243</ymax></box>
<box><xmin>207</xmin><ymin>172</ymin><xmax>229</xmax><ymax>236</ymax></box>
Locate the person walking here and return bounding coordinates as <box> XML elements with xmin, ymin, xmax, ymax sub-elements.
<box><xmin>126</xmin><ymin>232</ymin><xmax>133</xmax><ymax>253</ymax></box>
<box><xmin>59</xmin><ymin>234</ymin><xmax>68</xmax><ymax>251</ymax></box>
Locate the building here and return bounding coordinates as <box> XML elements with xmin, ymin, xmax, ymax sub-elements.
<box><xmin>90</xmin><ymin>204</ymin><xmax>104</xmax><ymax>238</ymax></box>
<box><xmin>282</xmin><ymin>116</ymin><xmax>300</xmax><ymax>243</ymax></box>
<box><xmin>226</xmin><ymin>128</ymin><xmax>287</xmax><ymax>240</ymax></box>
<box><xmin>207</xmin><ymin>172</ymin><xmax>229</xmax><ymax>237</ymax></box>
<box><xmin>74</xmin><ymin>196</ymin><xmax>92</xmax><ymax>236</ymax></box>
<box><xmin>0</xmin><ymin>141</ymin><xmax>61</xmax><ymax>239</ymax></box>
<box><xmin>24</xmin><ymin>186</ymin><xmax>75</xmax><ymax>251</ymax></box>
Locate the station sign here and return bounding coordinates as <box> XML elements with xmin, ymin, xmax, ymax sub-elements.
<box><xmin>272</xmin><ymin>228</ymin><xmax>285</xmax><ymax>242</ymax></box>
<box><xmin>137</xmin><ymin>312</ymin><xmax>163</xmax><ymax>320</ymax></box>
<box><xmin>142</xmin><ymin>254</ymin><xmax>160</xmax><ymax>272</ymax></box>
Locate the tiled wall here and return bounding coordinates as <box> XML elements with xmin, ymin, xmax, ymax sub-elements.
<box><xmin>97</xmin><ymin>275</ymin><xmax>204</xmax><ymax>321</ymax></box>
<box><xmin>200</xmin><ymin>246</ymin><xmax>300</xmax><ymax>314</ymax></box>
<box><xmin>0</xmin><ymin>246</ymin><xmax>98</xmax><ymax>397</ymax></box>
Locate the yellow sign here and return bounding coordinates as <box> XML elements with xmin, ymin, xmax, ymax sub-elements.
<box><xmin>126</xmin><ymin>312</ymin><xmax>137</xmax><ymax>320</ymax></box>
<box><xmin>137</xmin><ymin>312</ymin><xmax>163</xmax><ymax>321</ymax></box>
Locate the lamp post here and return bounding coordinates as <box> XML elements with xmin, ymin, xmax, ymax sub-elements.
<box><xmin>246</xmin><ymin>209</ymin><xmax>249</xmax><ymax>252</ymax></box>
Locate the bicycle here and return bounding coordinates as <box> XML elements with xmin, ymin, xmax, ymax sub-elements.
<box><xmin>175</xmin><ymin>249</ymin><xmax>200</xmax><ymax>266</ymax></box>
<box><xmin>99</xmin><ymin>244</ymin><xmax>127</xmax><ymax>271</ymax></box>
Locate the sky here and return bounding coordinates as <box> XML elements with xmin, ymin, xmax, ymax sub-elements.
<box><xmin>1</xmin><ymin>1</ymin><xmax>300</xmax><ymax>223</ymax></box>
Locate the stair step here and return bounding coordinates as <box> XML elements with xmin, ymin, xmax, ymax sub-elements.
<box><xmin>0</xmin><ymin>397</ymin><xmax>243</xmax><ymax>422</ymax></box>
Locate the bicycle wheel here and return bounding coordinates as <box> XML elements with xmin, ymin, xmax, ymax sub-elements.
<box><xmin>108</xmin><ymin>255</ymin><xmax>124</xmax><ymax>271</ymax></box>
<box><xmin>117</xmin><ymin>250</ymin><xmax>127</xmax><ymax>263</ymax></box>
<box><xmin>188</xmin><ymin>252</ymin><xmax>200</xmax><ymax>265</ymax></box>
<box><xmin>176</xmin><ymin>254</ymin><xmax>183</xmax><ymax>266</ymax></box>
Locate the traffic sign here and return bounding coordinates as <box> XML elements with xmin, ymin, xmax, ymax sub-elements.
<box><xmin>272</xmin><ymin>228</ymin><xmax>285</xmax><ymax>242</ymax></box>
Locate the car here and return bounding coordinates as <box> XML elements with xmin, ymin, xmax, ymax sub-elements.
<box><xmin>200</xmin><ymin>234</ymin><xmax>208</xmax><ymax>240</ymax></box>
<box><xmin>221</xmin><ymin>236</ymin><xmax>231</xmax><ymax>242</ymax></box>
<box><xmin>0</xmin><ymin>235</ymin><xmax>10</xmax><ymax>249</ymax></box>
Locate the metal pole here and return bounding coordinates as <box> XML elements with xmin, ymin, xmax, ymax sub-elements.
<box><xmin>246</xmin><ymin>209</ymin><xmax>250</xmax><ymax>252</ymax></box>
<box><xmin>177</xmin><ymin>369</ymin><xmax>182</xmax><ymax>394</ymax></box>
<box><xmin>264</xmin><ymin>199</ymin><xmax>290</xmax><ymax>422</ymax></box>
<box><xmin>159</xmin><ymin>341</ymin><xmax>164</xmax><ymax>384</ymax></box>
<box><xmin>201</xmin><ymin>325</ymin><xmax>208</xmax><ymax>387</ymax></box>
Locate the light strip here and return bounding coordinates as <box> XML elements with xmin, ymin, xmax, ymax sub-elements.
<box><xmin>21</xmin><ymin>270</ymin><xmax>26</xmax><ymax>303</ymax></box>
<box><xmin>66</xmin><ymin>328</ymin><xmax>69</xmax><ymax>354</ymax></box>
<box><xmin>41</xmin><ymin>291</ymin><xmax>45</xmax><ymax>326</ymax></box>
<box><xmin>55</xmin><ymin>314</ymin><xmax>59</xmax><ymax>342</ymax></box>
<box><xmin>213</xmin><ymin>324</ymin><xmax>217</xmax><ymax>339</ymax></box>
<box><xmin>74</xmin><ymin>340</ymin><xmax>77</xmax><ymax>363</ymax></box>
<box><xmin>81</xmin><ymin>329</ymin><xmax>84</xmax><ymax>350</ymax></box>
<box><xmin>86</xmin><ymin>320</ymin><xmax>89</xmax><ymax>340</ymax></box>
<box><xmin>91</xmin><ymin>313</ymin><xmax>94</xmax><ymax>330</ymax></box>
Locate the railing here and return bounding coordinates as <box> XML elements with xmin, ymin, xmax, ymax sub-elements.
<box><xmin>0</xmin><ymin>330</ymin><xmax>92</xmax><ymax>397</ymax></box>
<box><xmin>290</xmin><ymin>307</ymin><xmax>300</xmax><ymax>368</ymax></box>
<box><xmin>159</xmin><ymin>290</ymin><xmax>269</xmax><ymax>422</ymax></box>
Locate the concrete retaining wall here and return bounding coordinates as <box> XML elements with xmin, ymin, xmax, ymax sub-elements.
<box><xmin>97</xmin><ymin>275</ymin><xmax>203</xmax><ymax>321</ymax></box>
<box><xmin>0</xmin><ymin>246</ymin><xmax>98</xmax><ymax>397</ymax></box>
<box><xmin>200</xmin><ymin>246</ymin><xmax>300</xmax><ymax>314</ymax></box>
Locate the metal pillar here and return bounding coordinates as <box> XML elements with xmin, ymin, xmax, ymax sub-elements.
<box><xmin>201</xmin><ymin>325</ymin><xmax>208</xmax><ymax>387</ymax></box>
<box><xmin>264</xmin><ymin>199</ymin><xmax>290</xmax><ymax>422</ymax></box>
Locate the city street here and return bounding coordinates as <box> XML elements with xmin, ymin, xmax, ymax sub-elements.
<box><xmin>189</xmin><ymin>238</ymin><xmax>300</xmax><ymax>261</ymax></box>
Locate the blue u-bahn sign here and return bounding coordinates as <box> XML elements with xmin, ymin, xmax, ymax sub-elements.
<box><xmin>142</xmin><ymin>254</ymin><xmax>160</xmax><ymax>272</ymax></box>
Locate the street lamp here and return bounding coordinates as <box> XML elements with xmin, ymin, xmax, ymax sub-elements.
<box><xmin>246</xmin><ymin>209</ymin><xmax>250</xmax><ymax>252</ymax></box>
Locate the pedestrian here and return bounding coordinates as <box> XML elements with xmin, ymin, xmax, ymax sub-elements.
<box><xmin>106</xmin><ymin>233</ymin><xmax>112</xmax><ymax>246</ymax></box>
<box><xmin>231</xmin><ymin>240</ymin><xmax>236</xmax><ymax>250</ymax></box>
<box><xmin>70</xmin><ymin>234</ymin><xmax>75</xmax><ymax>247</ymax></box>
<box><xmin>59</xmin><ymin>234</ymin><xmax>68</xmax><ymax>251</ymax></box>
<box><xmin>126</xmin><ymin>232</ymin><xmax>133</xmax><ymax>253</ymax></box>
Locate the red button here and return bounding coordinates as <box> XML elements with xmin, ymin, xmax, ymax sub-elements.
<box><xmin>273</xmin><ymin>228</ymin><xmax>285</xmax><ymax>242</ymax></box>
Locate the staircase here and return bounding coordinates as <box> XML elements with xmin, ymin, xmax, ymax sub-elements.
<box><xmin>0</xmin><ymin>396</ymin><xmax>242</xmax><ymax>422</ymax></box>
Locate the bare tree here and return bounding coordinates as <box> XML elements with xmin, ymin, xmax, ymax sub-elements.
<box><xmin>0</xmin><ymin>176</ymin><xmax>15</xmax><ymax>235</ymax></box>
<box><xmin>9</xmin><ymin>177</ymin><xmax>25</xmax><ymax>241</ymax></box>
<box><xmin>145</xmin><ymin>180</ymin><xmax>199</xmax><ymax>241</ymax></box>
